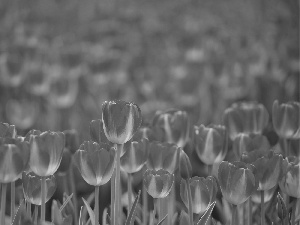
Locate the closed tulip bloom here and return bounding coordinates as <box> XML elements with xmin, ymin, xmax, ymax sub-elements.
<box><xmin>29</xmin><ymin>131</ymin><xmax>65</xmax><ymax>176</ymax></box>
<box><xmin>73</xmin><ymin>141</ymin><xmax>116</xmax><ymax>186</ymax></box>
<box><xmin>22</xmin><ymin>171</ymin><xmax>57</xmax><ymax>205</ymax></box>
<box><xmin>279</xmin><ymin>157</ymin><xmax>300</xmax><ymax>198</ymax></box>
<box><xmin>0</xmin><ymin>122</ymin><xmax>16</xmax><ymax>138</ymax></box>
<box><xmin>180</xmin><ymin>176</ymin><xmax>217</xmax><ymax>215</ymax></box>
<box><xmin>218</xmin><ymin>161</ymin><xmax>257</xmax><ymax>205</ymax></box>
<box><xmin>102</xmin><ymin>100</ymin><xmax>142</xmax><ymax>144</ymax></box>
<box><xmin>152</xmin><ymin>109</ymin><xmax>190</xmax><ymax>148</ymax></box>
<box><xmin>179</xmin><ymin>149</ymin><xmax>192</xmax><ymax>180</ymax></box>
<box><xmin>89</xmin><ymin>119</ymin><xmax>111</xmax><ymax>146</ymax></box>
<box><xmin>143</xmin><ymin>169</ymin><xmax>174</xmax><ymax>198</ymax></box>
<box><xmin>63</xmin><ymin>129</ymin><xmax>80</xmax><ymax>154</ymax></box>
<box><xmin>147</xmin><ymin>141</ymin><xmax>180</xmax><ymax>174</ymax></box>
<box><xmin>0</xmin><ymin>138</ymin><xmax>30</xmax><ymax>183</ymax></box>
<box><xmin>121</xmin><ymin>138</ymin><xmax>148</xmax><ymax>173</ymax></box>
<box><xmin>131</xmin><ymin>126</ymin><xmax>155</xmax><ymax>142</ymax></box>
<box><xmin>223</xmin><ymin>102</ymin><xmax>269</xmax><ymax>140</ymax></box>
<box><xmin>194</xmin><ymin>124</ymin><xmax>228</xmax><ymax>165</ymax></box>
<box><xmin>272</xmin><ymin>100</ymin><xmax>300</xmax><ymax>139</ymax></box>
<box><xmin>57</xmin><ymin>147</ymin><xmax>72</xmax><ymax>176</ymax></box>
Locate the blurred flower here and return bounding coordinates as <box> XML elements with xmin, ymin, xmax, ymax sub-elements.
<box><xmin>0</xmin><ymin>54</ymin><xmax>24</xmax><ymax>87</ymax></box>
<box><xmin>73</xmin><ymin>141</ymin><xmax>116</xmax><ymax>186</ymax></box>
<box><xmin>22</xmin><ymin>171</ymin><xmax>57</xmax><ymax>205</ymax></box>
<box><xmin>180</xmin><ymin>176</ymin><xmax>217</xmax><ymax>215</ymax></box>
<box><xmin>29</xmin><ymin>131</ymin><xmax>65</xmax><ymax>176</ymax></box>
<box><xmin>223</xmin><ymin>102</ymin><xmax>269</xmax><ymax>140</ymax></box>
<box><xmin>57</xmin><ymin>147</ymin><xmax>72</xmax><ymax>176</ymax></box>
<box><xmin>102</xmin><ymin>100</ymin><xmax>142</xmax><ymax>144</ymax></box>
<box><xmin>152</xmin><ymin>109</ymin><xmax>190</xmax><ymax>148</ymax></box>
<box><xmin>63</xmin><ymin>129</ymin><xmax>80</xmax><ymax>154</ymax></box>
<box><xmin>272</xmin><ymin>100</ymin><xmax>300</xmax><ymax>139</ymax></box>
<box><xmin>218</xmin><ymin>161</ymin><xmax>257</xmax><ymax>205</ymax></box>
<box><xmin>0</xmin><ymin>122</ymin><xmax>17</xmax><ymax>138</ymax></box>
<box><xmin>232</xmin><ymin>133</ymin><xmax>270</xmax><ymax>159</ymax></box>
<box><xmin>147</xmin><ymin>141</ymin><xmax>180</xmax><ymax>174</ymax></box>
<box><xmin>251</xmin><ymin>186</ymin><xmax>277</xmax><ymax>203</ymax></box>
<box><xmin>279</xmin><ymin>157</ymin><xmax>300</xmax><ymax>198</ymax></box>
<box><xmin>121</xmin><ymin>138</ymin><xmax>148</xmax><ymax>173</ymax></box>
<box><xmin>179</xmin><ymin>149</ymin><xmax>192</xmax><ymax>179</ymax></box>
<box><xmin>143</xmin><ymin>169</ymin><xmax>174</xmax><ymax>198</ymax></box>
<box><xmin>0</xmin><ymin>138</ymin><xmax>30</xmax><ymax>183</ymax></box>
<box><xmin>131</xmin><ymin>126</ymin><xmax>156</xmax><ymax>142</ymax></box>
<box><xmin>90</xmin><ymin>119</ymin><xmax>110</xmax><ymax>145</ymax></box>
<box><xmin>194</xmin><ymin>124</ymin><xmax>228</xmax><ymax>165</ymax></box>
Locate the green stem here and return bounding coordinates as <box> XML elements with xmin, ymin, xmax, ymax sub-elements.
<box><xmin>207</xmin><ymin>164</ymin><xmax>213</xmax><ymax>176</ymax></box>
<box><xmin>27</xmin><ymin>201</ymin><xmax>32</xmax><ymax>217</ymax></box>
<box><xmin>261</xmin><ymin>191</ymin><xmax>265</xmax><ymax>225</ymax></box>
<box><xmin>69</xmin><ymin>163</ymin><xmax>79</xmax><ymax>225</ymax></box>
<box><xmin>128</xmin><ymin>173</ymin><xmax>132</xmax><ymax>211</ymax></box>
<box><xmin>248</xmin><ymin>197</ymin><xmax>252</xmax><ymax>225</ymax></box>
<box><xmin>41</xmin><ymin>176</ymin><xmax>46</xmax><ymax>222</ymax></box>
<box><xmin>142</xmin><ymin>183</ymin><xmax>148</xmax><ymax>225</ymax></box>
<box><xmin>243</xmin><ymin>201</ymin><xmax>246</xmax><ymax>225</ymax></box>
<box><xmin>291</xmin><ymin>198</ymin><xmax>296</xmax><ymax>225</ymax></box>
<box><xmin>95</xmin><ymin>186</ymin><xmax>100</xmax><ymax>225</ymax></box>
<box><xmin>111</xmin><ymin>169</ymin><xmax>115</xmax><ymax>225</ymax></box>
<box><xmin>115</xmin><ymin>144</ymin><xmax>123</xmax><ymax>225</ymax></box>
<box><xmin>34</xmin><ymin>205</ymin><xmax>38</xmax><ymax>225</ymax></box>
<box><xmin>232</xmin><ymin>204</ymin><xmax>238</xmax><ymax>225</ymax></box>
<box><xmin>11</xmin><ymin>181</ymin><xmax>15</xmax><ymax>224</ymax></box>
<box><xmin>1</xmin><ymin>183</ymin><xmax>7</xmax><ymax>225</ymax></box>
<box><xmin>63</xmin><ymin>174</ymin><xmax>69</xmax><ymax>195</ymax></box>
<box><xmin>186</xmin><ymin>179</ymin><xmax>193</xmax><ymax>225</ymax></box>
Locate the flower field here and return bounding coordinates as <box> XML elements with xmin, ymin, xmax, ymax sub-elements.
<box><xmin>0</xmin><ymin>0</ymin><xmax>299</xmax><ymax>224</ymax></box>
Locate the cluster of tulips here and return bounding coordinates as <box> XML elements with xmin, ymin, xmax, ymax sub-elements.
<box><xmin>0</xmin><ymin>99</ymin><xmax>299</xmax><ymax>225</ymax></box>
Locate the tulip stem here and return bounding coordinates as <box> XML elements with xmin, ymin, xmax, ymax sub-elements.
<box><xmin>115</xmin><ymin>144</ymin><xmax>123</xmax><ymax>225</ymax></box>
<box><xmin>27</xmin><ymin>202</ymin><xmax>32</xmax><ymax>216</ymax></box>
<box><xmin>69</xmin><ymin>163</ymin><xmax>79</xmax><ymax>225</ymax></box>
<box><xmin>111</xmin><ymin>170</ymin><xmax>115</xmax><ymax>225</ymax></box>
<box><xmin>207</xmin><ymin>164</ymin><xmax>213</xmax><ymax>176</ymax></box>
<box><xmin>1</xmin><ymin>183</ymin><xmax>7</xmax><ymax>225</ymax></box>
<box><xmin>261</xmin><ymin>191</ymin><xmax>265</xmax><ymax>225</ymax></box>
<box><xmin>41</xmin><ymin>176</ymin><xmax>46</xmax><ymax>222</ymax></box>
<box><xmin>11</xmin><ymin>181</ymin><xmax>15</xmax><ymax>224</ymax></box>
<box><xmin>291</xmin><ymin>197</ymin><xmax>296</xmax><ymax>225</ymax></box>
<box><xmin>95</xmin><ymin>186</ymin><xmax>100</xmax><ymax>225</ymax></box>
<box><xmin>128</xmin><ymin>173</ymin><xmax>133</xmax><ymax>211</ymax></box>
<box><xmin>231</xmin><ymin>204</ymin><xmax>238</xmax><ymax>225</ymax></box>
<box><xmin>186</xmin><ymin>179</ymin><xmax>193</xmax><ymax>225</ymax></box>
<box><xmin>248</xmin><ymin>197</ymin><xmax>252</xmax><ymax>225</ymax></box>
<box><xmin>142</xmin><ymin>183</ymin><xmax>148</xmax><ymax>225</ymax></box>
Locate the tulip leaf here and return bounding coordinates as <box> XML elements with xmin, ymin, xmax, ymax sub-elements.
<box><xmin>79</xmin><ymin>206</ymin><xmax>84</xmax><ymax>225</ymax></box>
<box><xmin>157</xmin><ymin>214</ymin><xmax>168</xmax><ymax>225</ymax></box>
<box><xmin>196</xmin><ymin>201</ymin><xmax>216</xmax><ymax>225</ymax></box>
<box><xmin>12</xmin><ymin>199</ymin><xmax>26</xmax><ymax>225</ymax></box>
<box><xmin>60</xmin><ymin>193</ymin><xmax>73</xmax><ymax>212</ymax></box>
<box><xmin>82</xmin><ymin>197</ymin><xmax>97</xmax><ymax>225</ymax></box>
<box><xmin>125</xmin><ymin>190</ymin><xmax>141</xmax><ymax>225</ymax></box>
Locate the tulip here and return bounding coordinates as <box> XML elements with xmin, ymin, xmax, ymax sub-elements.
<box><xmin>147</xmin><ymin>141</ymin><xmax>180</xmax><ymax>174</ymax></box>
<box><xmin>131</xmin><ymin>126</ymin><xmax>155</xmax><ymax>142</ymax></box>
<box><xmin>272</xmin><ymin>100</ymin><xmax>300</xmax><ymax>139</ymax></box>
<box><xmin>22</xmin><ymin>171</ymin><xmax>57</xmax><ymax>205</ymax></box>
<box><xmin>24</xmin><ymin>129</ymin><xmax>42</xmax><ymax>142</ymax></box>
<box><xmin>0</xmin><ymin>122</ymin><xmax>16</xmax><ymax>138</ymax></box>
<box><xmin>143</xmin><ymin>169</ymin><xmax>174</xmax><ymax>199</ymax></box>
<box><xmin>218</xmin><ymin>161</ymin><xmax>257</xmax><ymax>205</ymax></box>
<box><xmin>90</xmin><ymin>119</ymin><xmax>111</xmax><ymax>146</ymax></box>
<box><xmin>63</xmin><ymin>129</ymin><xmax>80</xmax><ymax>154</ymax></box>
<box><xmin>194</xmin><ymin>124</ymin><xmax>228</xmax><ymax>165</ymax></box>
<box><xmin>29</xmin><ymin>131</ymin><xmax>65</xmax><ymax>177</ymax></box>
<box><xmin>152</xmin><ymin>109</ymin><xmax>190</xmax><ymax>148</ymax></box>
<box><xmin>180</xmin><ymin>176</ymin><xmax>217</xmax><ymax>215</ymax></box>
<box><xmin>73</xmin><ymin>141</ymin><xmax>116</xmax><ymax>186</ymax></box>
<box><xmin>223</xmin><ymin>102</ymin><xmax>269</xmax><ymax>140</ymax></box>
<box><xmin>179</xmin><ymin>149</ymin><xmax>192</xmax><ymax>180</ymax></box>
<box><xmin>102</xmin><ymin>100</ymin><xmax>142</xmax><ymax>144</ymax></box>
<box><xmin>57</xmin><ymin>147</ymin><xmax>72</xmax><ymax>176</ymax></box>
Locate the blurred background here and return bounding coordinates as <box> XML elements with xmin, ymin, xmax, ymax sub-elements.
<box><xmin>0</xmin><ymin>0</ymin><xmax>299</xmax><ymax>140</ymax></box>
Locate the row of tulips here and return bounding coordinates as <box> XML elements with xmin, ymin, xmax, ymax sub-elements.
<box><xmin>0</xmin><ymin>99</ymin><xmax>299</xmax><ymax>225</ymax></box>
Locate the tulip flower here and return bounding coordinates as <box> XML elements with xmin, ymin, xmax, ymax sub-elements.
<box><xmin>22</xmin><ymin>171</ymin><xmax>57</xmax><ymax>205</ymax></box>
<box><xmin>272</xmin><ymin>100</ymin><xmax>300</xmax><ymax>139</ymax></box>
<box><xmin>223</xmin><ymin>102</ymin><xmax>269</xmax><ymax>140</ymax></box>
<box><xmin>152</xmin><ymin>109</ymin><xmax>190</xmax><ymax>148</ymax></box>
<box><xmin>57</xmin><ymin>147</ymin><xmax>72</xmax><ymax>176</ymax></box>
<box><xmin>131</xmin><ymin>126</ymin><xmax>156</xmax><ymax>142</ymax></box>
<box><xmin>0</xmin><ymin>122</ymin><xmax>16</xmax><ymax>138</ymax></box>
<box><xmin>194</xmin><ymin>124</ymin><xmax>228</xmax><ymax>165</ymax></box>
<box><xmin>63</xmin><ymin>129</ymin><xmax>80</xmax><ymax>154</ymax></box>
<box><xmin>90</xmin><ymin>119</ymin><xmax>111</xmax><ymax>146</ymax></box>
<box><xmin>102</xmin><ymin>100</ymin><xmax>142</xmax><ymax>144</ymax></box>
<box><xmin>29</xmin><ymin>131</ymin><xmax>65</xmax><ymax>177</ymax></box>
<box><xmin>24</xmin><ymin>129</ymin><xmax>42</xmax><ymax>142</ymax></box>
<box><xmin>0</xmin><ymin>138</ymin><xmax>30</xmax><ymax>183</ymax></box>
<box><xmin>147</xmin><ymin>141</ymin><xmax>180</xmax><ymax>174</ymax></box>
<box><xmin>180</xmin><ymin>176</ymin><xmax>217</xmax><ymax>215</ymax></box>
<box><xmin>218</xmin><ymin>161</ymin><xmax>257</xmax><ymax>205</ymax></box>
<box><xmin>179</xmin><ymin>149</ymin><xmax>192</xmax><ymax>180</ymax></box>
<box><xmin>143</xmin><ymin>169</ymin><xmax>174</xmax><ymax>199</ymax></box>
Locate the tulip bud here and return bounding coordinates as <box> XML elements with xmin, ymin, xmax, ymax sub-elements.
<box><xmin>73</xmin><ymin>141</ymin><xmax>116</xmax><ymax>186</ymax></box>
<box><xmin>147</xmin><ymin>141</ymin><xmax>180</xmax><ymax>174</ymax></box>
<box><xmin>179</xmin><ymin>149</ymin><xmax>192</xmax><ymax>179</ymax></box>
<box><xmin>180</xmin><ymin>176</ymin><xmax>217</xmax><ymax>215</ymax></box>
<box><xmin>0</xmin><ymin>138</ymin><xmax>30</xmax><ymax>183</ymax></box>
<box><xmin>223</xmin><ymin>102</ymin><xmax>269</xmax><ymax>140</ymax></box>
<box><xmin>143</xmin><ymin>169</ymin><xmax>174</xmax><ymax>198</ymax></box>
<box><xmin>279</xmin><ymin>157</ymin><xmax>300</xmax><ymax>198</ymax></box>
<box><xmin>121</xmin><ymin>138</ymin><xmax>148</xmax><ymax>173</ymax></box>
<box><xmin>218</xmin><ymin>161</ymin><xmax>257</xmax><ymax>205</ymax></box>
<box><xmin>152</xmin><ymin>109</ymin><xmax>190</xmax><ymax>148</ymax></box>
<box><xmin>272</xmin><ymin>100</ymin><xmax>300</xmax><ymax>139</ymax></box>
<box><xmin>29</xmin><ymin>131</ymin><xmax>65</xmax><ymax>176</ymax></box>
<box><xmin>102</xmin><ymin>100</ymin><xmax>142</xmax><ymax>144</ymax></box>
<box><xmin>0</xmin><ymin>122</ymin><xmax>16</xmax><ymax>138</ymax></box>
<box><xmin>232</xmin><ymin>133</ymin><xmax>270</xmax><ymax>159</ymax></box>
<box><xmin>194</xmin><ymin>124</ymin><xmax>228</xmax><ymax>165</ymax></box>
<box><xmin>63</xmin><ymin>129</ymin><xmax>80</xmax><ymax>154</ymax></box>
<box><xmin>22</xmin><ymin>171</ymin><xmax>57</xmax><ymax>205</ymax></box>
<box><xmin>89</xmin><ymin>119</ymin><xmax>111</xmax><ymax>145</ymax></box>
